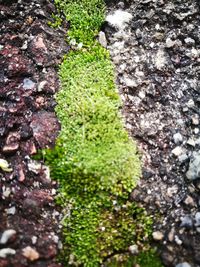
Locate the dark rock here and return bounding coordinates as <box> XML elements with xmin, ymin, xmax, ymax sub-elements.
<box><xmin>30</xmin><ymin>111</ymin><xmax>60</xmax><ymax>148</ymax></box>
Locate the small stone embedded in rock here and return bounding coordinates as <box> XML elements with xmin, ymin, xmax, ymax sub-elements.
<box><xmin>0</xmin><ymin>248</ymin><xmax>16</xmax><ymax>258</ymax></box>
<box><xmin>2</xmin><ymin>132</ymin><xmax>20</xmax><ymax>154</ymax></box>
<box><xmin>23</xmin><ymin>78</ymin><xmax>35</xmax><ymax>90</ymax></box>
<box><xmin>184</xmin><ymin>37</ymin><xmax>195</xmax><ymax>45</ymax></box>
<box><xmin>191</xmin><ymin>115</ymin><xmax>199</xmax><ymax>125</ymax></box>
<box><xmin>0</xmin><ymin>159</ymin><xmax>12</xmax><ymax>172</ymax></box>
<box><xmin>124</xmin><ymin>77</ymin><xmax>138</xmax><ymax>88</ymax></box>
<box><xmin>22</xmin><ymin>246</ymin><xmax>40</xmax><ymax>261</ymax></box>
<box><xmin>186</xmin><ymin>152</ymin><xmax>200</xmax><ymax>180</ymax></box>
<box><xmin>128</xmin><ymin>244</ymin><xmax>138</xmax><ymax>255</ymax></box>
<box><xmin>37</xmin><ymin>80</ymin><xmax>48</xmax><ymax>92</ymax></box>
<box><xmin>176</xmin><ymin>262</ymin><xmax>192</xmax><ymax>267</ymax></box>
<box><xmin>173</xmin><ymin>133</ymin><xmax>183</xmax><ymax>145</ymax></box>
<box><xmin>180</xmin><ymin>216</ymin><xmax>193</xmax><ymax>229</ymax></box>
<box><xmin>98</xmin><ymin>31</ymin><xmax>107</xmax><ymax>48</ymax></box>
<box><xmin>187</xmin><ymin>138</ymin><xmax>195</xmax><ymax>147</ymax></box>
<box><xmin>195</xmin><ymin>212</ymin><xmax>200</xmax><ymax>227</ymax></box>
<box><xmin>6</xmin><ymin>207</ymin><xmax>16</xmax><ymax>215</ymax></box>
<box><xmin>174</xmin><ymin>235</ymin><xmax>182</xmax><ymax>245</ymax></box>
<box><xmin>172</xmin><ymin>146</ymin><xmax>184</xmax><ymax>157</ymax></box>
<box><xmin>106</xmin><ymin>10</ymin><xmax>133</xmax><ymax>30</ymax></box>
<box><xmin>0</xmin><ymin>229</ymin><xmax>16</xmax><ymax>245</ymax></box>
<box><xmin>152</xmin><ymin>231</ymin><xmax>164</xmax><ymax>241</ymax></box>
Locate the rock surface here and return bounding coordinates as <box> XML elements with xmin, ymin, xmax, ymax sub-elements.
<box><xmin>105</xmin><ymin>0</ymin><xmax>200</xmax><ymax>266</ymax></box>
<box><xmin>0</xmin><ymin>0</ymin><xmax>68</xmax><ymax>266</ymax></box>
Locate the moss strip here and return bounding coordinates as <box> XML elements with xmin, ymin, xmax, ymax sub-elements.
<box><xmin>42</xmin><ymin>0</ymin><xmax>162</xmax><ymax>266</ymax></box>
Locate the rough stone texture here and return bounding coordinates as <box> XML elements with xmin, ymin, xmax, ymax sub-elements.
<box><xmin>0</xmin><ymin>0</ymin><xmax>69</xmax><ymax>266</ymax></box>
<box><xmin>105</xmin><ymin>0</ymin><xmax>200</xmax><ymax>266</ymax></box>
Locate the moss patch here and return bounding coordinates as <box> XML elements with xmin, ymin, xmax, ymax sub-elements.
<box><xmin>105</xmin><ymin>249</ymin><xmax>163</xmax><ymax>267</ymax></box>
<box><xmin>42</xmin><ymin>0</ymin><xmax>163</xmax><ymax>266</ymax></box>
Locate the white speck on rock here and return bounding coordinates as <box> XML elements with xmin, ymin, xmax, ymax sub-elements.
<box><xmin>174</xmin><ymin>235</ymin><xmax>182</xmax><ymax>245</ymax></box>
<box><xmin>0</xmin><ymin>248</ymin><xmax>16</xmax><ymax>258</ymax></box>
<box><xmin>186</xmin><ymin>152</ymin><xmax>200</xmax><ymax>180</ymax></box>
<box><xmin>176</xmin><ymin>262</ymin><xmax>191</xmax><ymax>267</ymax></box>
<box><xmin>0</xmin><ymin>229</ymin><xmax>16</xmax><ymax>245</ymax></box>
<box><xmin>106</xmin><ymin>10</ymin><xmax>133</xmax><ymax>30</ymax></box>
<box><xmin>6</xmin><ymin>206</ymin><xmax>16</xmax><ymax>215</ymax></box>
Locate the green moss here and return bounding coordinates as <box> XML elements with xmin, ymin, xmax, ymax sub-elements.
<box><xmin>47</xmin><ymin>13</ymin><xmax>63</xmax><ymax>28</ymax></box>
<box><xmin>105</xmin><ymin>249</ymin><xmax>163</xmax><ymax>267</ymax></box>
<box><xmin>41</xmin><ymin>0</ymin><xmax>160</xmax><ymax>266</ymax></box>
<box><xmin>55</xmin><ymin>0</ymin><xmax>105</xmax><ymax>45</ymax></box>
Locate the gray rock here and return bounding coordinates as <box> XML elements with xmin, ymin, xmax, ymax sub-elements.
<box><xmin>186</xmin><ymin>152</ymin><xmax>200</xmax><ymax>180</ymax></box>
<box><xmin>180</xmin><ymin>215</ymin><xmax>193</xmax><ymax>229</ymax></box>
<box><xmin>195</xmin><ymin>212</ymin><xmax>200</xmax><ymax>227</ymax></box>
<box><xmin>184</xmin><ymin>37</ymin><xmax>195</xmax><ymax>45</ymax></box>
<box><xmin>176</xmin><ymin>262</ymin><xmax>191</xmax><ymax>267</ymax></box>
<box><xmin>172</xmin><ymin>146</ymin><xmax>184</xmax><ymax>157</ymax></box>
<box><xmin>173</xmin><ymin>133</ymin><xmax>183</xmax><ymax>144</ymax></box>
<box><xmin>98</xmin><ymin>31</ymin><xmax>107</xmax><ymax>48</ymax></box>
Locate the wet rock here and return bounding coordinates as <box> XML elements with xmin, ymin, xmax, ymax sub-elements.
<box><xmin>0</xmin><ymin>229</ymin><xmax>16</xmax><ymax>245</ymax></box>
<box><xmin>30</xmin><ymin>111</ymin><xmax>60</xmax><ymax>148</ymax></box>
<box><xmin>22</xmin><ymin>246</ymin><xmax>40</xmax><ymax>261</ymax></box>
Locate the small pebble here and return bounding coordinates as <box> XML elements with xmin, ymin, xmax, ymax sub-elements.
<box><xmin>176</xmin><ymin>262</ymin><xmax>191</xmax><ymax>267</ymax></box>
<box><xmin>0</xmin><ymin>248</ymin><xmax>16</xmax><ymax>258</ymax></box>
<box><xmin>0</xmin><ymin>229</ymin><xmax>16</xmax><ymax>245</ymax></box>
<box><xmin>22</xmin><ymin>246</ymin><xmax>40</xmax><ymax>261</ymax></box>
<box><xmin>195</xmin><ymin>212</ymin><xmax>200</xmax><ymax>227</ymax></box>
<box><xmin>6</xmin><ymin>206</ymin><xmax>16</xmax><ymax>215</ymax></box>
<box><xmin>180</xmin><ymin>216</ymin><xmax>193</xmax><ymax>229</ymax></box>
<box><xmin>152</xmin><ymin>231</ymin><xmax>164</xmax><ymax>241</ymax></box>
<box><xmin>172</xmin><ymin>146</ymin><xmax>184</xmax><ymax>157</ymax></box>
<box><xmin>174</xmin><ymin>235</ymin><xmax>182</xmax><ymax>245</ymax></box>
<box><xmin>173</xmin><ymin>133</ymin><xmax>183</xmax><ymax>144</ymax></box>
<box><xmin>128</xmin><ymin>244</ymin><xmax>138</xmax><ymax>255</ymax></box>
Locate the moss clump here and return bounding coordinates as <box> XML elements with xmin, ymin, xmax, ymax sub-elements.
<box><xmin>55</xmin><ymin>0</ymin><xmax>105</xmax><ymax>45</ymax></box>
<box><xmin>41</xmin><ymin>0</ymin><xmax>159</xmax><ymax>266</ymax></box>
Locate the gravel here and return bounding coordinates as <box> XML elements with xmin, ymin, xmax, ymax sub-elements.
<box><xmin>105</xmin><ymin>0</ymin><xmax>200</xmax><ymax>265</ymax></box>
